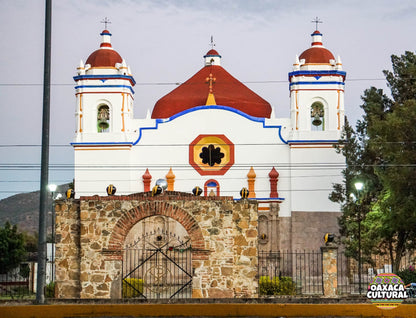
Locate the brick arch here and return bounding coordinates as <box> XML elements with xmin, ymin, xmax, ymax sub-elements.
<box><xmin>107</xmin><ymin>201</ymin><xmax>205</xmax><ymax>252</ymax></box>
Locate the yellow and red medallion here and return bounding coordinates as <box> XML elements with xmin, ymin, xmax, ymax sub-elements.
<box><xmin>189</xmin><ymin>134</ymin><xmax>234</xmax><ymax>175</ymax></box>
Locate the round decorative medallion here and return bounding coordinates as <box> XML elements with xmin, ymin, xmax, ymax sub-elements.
<box><xmin>189</xmin><ymin>134</ymin><xmax>234</xmax><ymax>175</ymax></box>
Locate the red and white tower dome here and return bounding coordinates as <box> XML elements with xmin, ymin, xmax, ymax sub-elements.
<box><xmin>73</xmin><ymin>29</ymin><xmax>135</xmax><ymax>143</ymax></box>
<box><xmin>289</xmin><ymin>29</ymin><xmax>346</xmax><ymax>139</ymax></box>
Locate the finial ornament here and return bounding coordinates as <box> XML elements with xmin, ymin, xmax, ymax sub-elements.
<box><xmin>210</xmin><ymin>35</ymin><xmax>215</xmax><ymax>50</ymax></box>
<box><xmin>311</xmin><ymin>16</ymin><xmax>322</xmax><ymax>31</ymax></box>
<box><xmin>101</xmin><ymin>17</ymin><xmax>111</xmax><ymax>29</ymax></box>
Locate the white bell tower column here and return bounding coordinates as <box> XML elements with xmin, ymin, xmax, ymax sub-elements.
<box><xmin>289</xmin><ymin>29</ymin><xmax>346</xmax><ymax>141</ymax></box>
<box><xmin>72</xmin><ymin>27</ymin><xmax>137</xmax><ymax>198</ymax></box>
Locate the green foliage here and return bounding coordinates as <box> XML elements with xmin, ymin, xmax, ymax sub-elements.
<box><xmin>383</xmin><ymin>51</ymin><xmax>416</xmax><ymax>104</ymax></box>
<box><xmin>122</xmin><ymin>278</ymin><xmax>144</xmax><ymax>298</ymax></box>
<box><xmin>397</xmin><ymin>266</ymin><xmax>416</xmax><ymax>285</ymax></box>
<box><xmin>0</xmin><ymin>222</ymin><xmax>26</xmax><ymax>274</ymax></box>
<box><xmin>331</xmin><ymin>51</ymin><xmax>416</xmax><ymax>269</ymax></box>
<box><xmin>259</xmin><ymin>276</ymin><xmax>296</xmax><ymax>296</ymax></box>
<box><xmin>46</xmin><ymin>281</ymin><xmax>55</xmax><ymax>298</ymax></box>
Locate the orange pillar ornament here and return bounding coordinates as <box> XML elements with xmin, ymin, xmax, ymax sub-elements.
<box><xmin>142</xmin><ymin>168</ymin><xmax>152</xmax><ymax>192</ymax></box>
<box><xmin>166</xmin><ymin>167</ymin><xmax>175</xmax><ymax>191</ymax></box>
<box><xmin>247</xmin><ymin>166</ymin><xmax>256</xmax><ymax>198</ymax></box>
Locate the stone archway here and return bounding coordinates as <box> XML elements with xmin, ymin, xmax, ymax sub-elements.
<box><xmin>55</xmin><ymin>192</ymin><xmax>259</xmax><ymax>299</ymax></box>
<box><xmin>122</xmin><ymin>215</ymin><xmax>193</xmax><ymax>299</ymax></box>
<box><xmin>107</xmin><ymin>201</ymin><xmax>205</xmax><ymax>253</ymax></box>
<box><xmin>104</xmin><ymin>200</ymin><xmax>207</xmax><ymax>299</ymax></box>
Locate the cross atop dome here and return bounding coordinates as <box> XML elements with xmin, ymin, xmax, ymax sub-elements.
<box><xmin>311</xmin><ymin>16</ymin><xmax>322</xmax><ymax>31</ymax></box>
<box><xmin>101</xmin><ymin>17</ymin><xmax>111</xmax><ymax>30</ymax></box>
<box><xmin>210</xmin><ymin>35</ymin><xmax>216</xmax><ymax>50</ymax></box>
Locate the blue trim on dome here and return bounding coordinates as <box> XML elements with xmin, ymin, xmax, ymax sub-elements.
<box><xmin>74</xmin><ymin>74</ymin><xmax>136</xmax><ymax>85</ymax></box>
<box><xmin>132</xmin><ymin>105</ymin><xmax>288</xmax><ymax>145</ymax></box>
<box><xmin>74</xmin><ymin>84</ymin><xmax>135</xmax><ymax>94</ymax></box>
<box><xmin>289</xmin><ymin>81</ymin><xmax>345</xmax><ymax>88</ymax></box>
<box><xmin>100</xmin><ymin>31</ymin><xmax>112</xmax><ymax>36</ymax></box>
<box><xmin>204</xmin><ymin>54</ymin><xmax>222</xmax><ymax>58</ymax></box>
<box><xmin>288</xmin><ymin>70</ymin><xmax>346</xmax><ymax>78</ymax></box>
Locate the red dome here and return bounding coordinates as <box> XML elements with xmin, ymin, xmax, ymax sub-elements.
<box><xmin>205</xmin><ymin>49</ymin><xmax>220</xmax><ymax>56</ymax></box>
<box><xmin>152</xmin><ymin>65</ymin><xmax>271</xmax><ymax>119</ymax></box>
<box><xmin>85</xmin><ymin>29</ymin><xmax>123</xmax><ymax>67</ymax></box>
<box><xmin>86</xmin><ymin>49</ymin><xmax>122</xmax><ymax>67</ymax></box>
<box><xmin>299</xmin><ymin>47</ymin><xmax>335</xmax><ymax>64</ymax></box>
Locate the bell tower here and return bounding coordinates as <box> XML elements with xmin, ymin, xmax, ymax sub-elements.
<box><xmin>289</xmin><ymin>28</ymin><xmax>346</xmax><ymax>141</ymax></box>
<box><xmin>73</xmin><ymin>28</ymin><xmax>135</xmax><ymax>143</ymax></box>
<box><xmin>72</xmin><ymin>27</ymin><xmax>137</xmax><ymax>198</ymax></box>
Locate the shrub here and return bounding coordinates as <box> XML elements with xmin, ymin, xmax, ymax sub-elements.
<box><xmin>397</xmin><ymin>265</ymin><xmax>416</xmax><ymax>285</ymax></box>
<box><xmin>46</xmin><ymin>282</ymin><xmax>55</xmax><ymax>298</ymax></box>
<box><xmin>259</xmin><ymin>276</ymin><xmax>277</xmax><ymax>295</ymax></box>
<box><xmin>122</xmin><ymin>278</ymin><xmax>144</xmax><ymax>298</ymax></box>
<box><xmin>278</xmin><ymin>276</ymin><xmax>296</xmax><ymax>295</ymax></box>
<box><xmin>259</xmin><ymin>275</ymin><xmax>296</xmax><ymax>296</ymax></box>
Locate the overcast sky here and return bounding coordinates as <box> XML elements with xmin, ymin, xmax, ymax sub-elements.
<box><xmin>0</xmin><ymin>0</ymin><xmax>415</xmax><ymax>199</ymax></box>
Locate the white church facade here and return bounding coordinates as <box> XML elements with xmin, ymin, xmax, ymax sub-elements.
<box><xmin>71</xmin><ymin>28</ymin><xmax>346</xmax><ymax>252</ymax></box>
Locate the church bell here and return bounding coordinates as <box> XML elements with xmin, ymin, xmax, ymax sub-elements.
<box><xmin>98</xmin><ymin>120</ymin><xmax>109</xmax><ymax>130</ymax></box>
<box><xmin>312</xmin><ymin>113</ymin><xmax>322</xmax><ymax>126</ymax></box>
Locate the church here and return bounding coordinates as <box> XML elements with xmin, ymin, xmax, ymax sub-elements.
<box><xmin>71</xmin><ymin>26</ymin><xmax>346</xmax><ymax>252</ymax></box>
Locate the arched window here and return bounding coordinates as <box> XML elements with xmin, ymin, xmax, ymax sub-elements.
<box><xmin>204</xmin><ymin>179</ymin><xmax>220</xmax><ymax>197</ymax></box>
<box><xmin>311</xmin><ymin>102</ymin><xmax>324</xmax><ymax>131</ymax></box>
<box><xmin>97</xmin><ymin>105</ymin><xmax>110</xmax><ymax>133</ymax></box>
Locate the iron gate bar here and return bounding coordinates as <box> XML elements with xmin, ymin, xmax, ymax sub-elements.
<box><xmin>123</xmin><ymin>249</ymin><xmax>158</xmax><ymax>279</ymax></box>
<box><xmin>123</xmin><ymin>227</ymin><xmax>193</xmax><ymax>299</ymax></box>
<box><xmin>159</xmin><ymin>249</ymin><xmax>192</xmax><ymax>278</ymax></box>
<box><xmin>169</xmin><ymin>279</ymin><xmax>192</xmax><ymax>299</ymax></box>
<box><xmin>123</xmin><ymin>247</ymin><xmax>192</xmax><ymax>299</ymax></box>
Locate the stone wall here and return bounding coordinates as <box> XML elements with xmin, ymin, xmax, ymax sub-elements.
<box><xmin>55</xmin><ymin>192</ymin><xmax>258</xmax><ymax>299</ymax></box>
<box><xmin>54</xmin><ymin>200</ymin><xmax>81</xmax><ymax>298</ymax></box>
<box><xmin>290</xmin><ymin>211</ymin><xmax>340</xmax><ymax>251</ymax></box>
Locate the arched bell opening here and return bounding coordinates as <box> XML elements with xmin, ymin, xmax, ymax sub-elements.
<box><xmin>97</xmin><ymin>104</ymin><xmax>110</xmax><ymax>132</ymax></box>
<box><xmin>310</xmin><ymin>101</ymin><xmax>325</xmax><ymax>131</ymax></box>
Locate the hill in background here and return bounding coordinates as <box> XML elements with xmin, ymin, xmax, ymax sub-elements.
<box><xmin>0</xmin><ymin>184</ymin><xmax>70</xmax><ymax>234</ymax></box>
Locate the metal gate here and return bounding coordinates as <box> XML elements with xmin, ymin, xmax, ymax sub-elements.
<box><xmin>122</xmin><ymin>231</ymin><xmax>192</xmax><ymax>299</ymax></box>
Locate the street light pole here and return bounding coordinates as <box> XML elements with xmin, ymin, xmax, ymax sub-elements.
<box><xmin>354</xmin><ymin>181</ymin><xmax>364</xmax><ymax>295</ymax></box>
<box><xmin>48</xmin><ymin>184</ymin><xmax>57</xmax><ymax>284</ymax></box>
<box><xmin>36</xmin><ymin>0</ymin><xmax>52</xmax><ymax>305</ymax></box>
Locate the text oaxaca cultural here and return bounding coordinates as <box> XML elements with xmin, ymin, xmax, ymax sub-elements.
<box><xmin>367</xmin><ymin>283</ymin><xmax>408</xmax><ymax>299</ymax></box>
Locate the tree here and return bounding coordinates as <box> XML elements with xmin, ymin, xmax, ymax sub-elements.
<box><xmin>366</xmin><ymin>98</ymin><xmax>416</xmax><ymax>270</ymax></box>
<box><xmin>331</xmin><ymin>51</ymin><xmax>416</xmax><ymax>270</ymax></box>
<box><xmin>0</xmin><ymin>222</ymin><xmax>26</xmax><ymax>274</ymax></box>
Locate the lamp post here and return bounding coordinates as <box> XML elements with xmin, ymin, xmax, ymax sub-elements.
<box><xmin>48</xmin><ymin>184</ymin><xmax>57</xmax><ymax>284</ymax></box>
<box><xmin>354</xmin><ymin>181</ymin><xmax>364</xmax><ymax>295</ymax></box>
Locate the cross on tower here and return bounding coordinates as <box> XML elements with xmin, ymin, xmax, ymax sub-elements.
<box><xmin>210</xmin><ymin>36</ymin><xmax>215</xmax><ymax>50</ymax></box>
<box><xmin>101</xmin><ymin>17</ymin><xmax>111</xmax><ymax>29</ymax></box>
<box><xmin>206</xmin><ymin>73</ymin><xmax>216</xmax><ymax>93</ymax></box>
<box><xmin>311</xmin><ymin>17</ymin><xmax>322</xmax><ymax>31</ymax></box>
